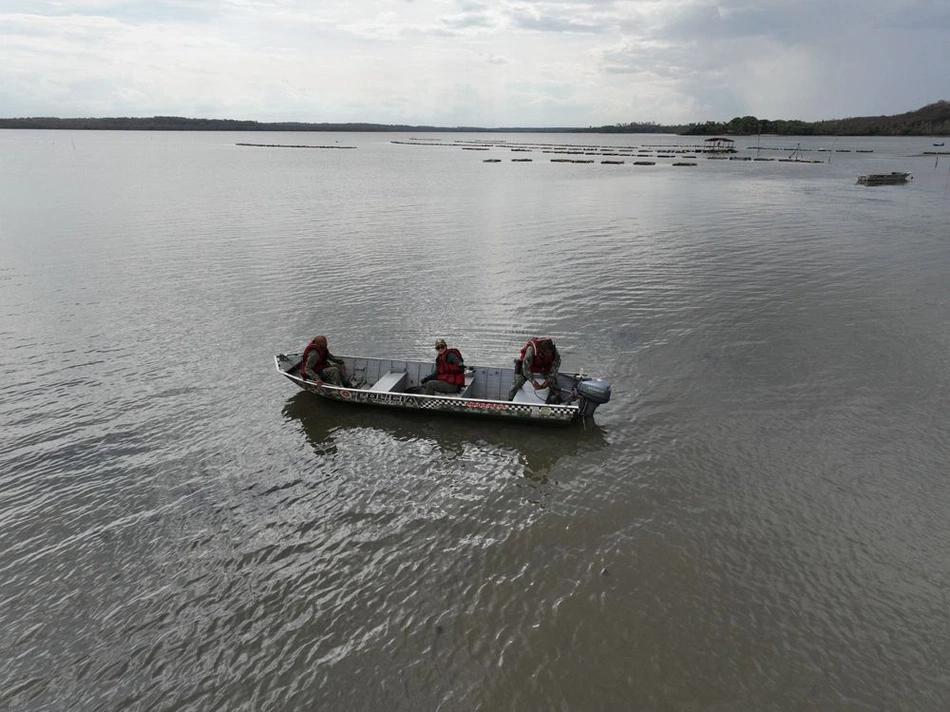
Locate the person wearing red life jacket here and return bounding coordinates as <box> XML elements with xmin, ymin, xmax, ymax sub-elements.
<box><xmin>300</xmin><ymin>334</ymin><xmax>348</xmax><ymax>386</ymax></box>
<box><xmin>420</xmin><ymin>338</ymin><xmax>466</xmax><ymax>395</ymax></box>
<box><xmin>507</xmin><ymin>337</ymin><xmax>561</xmax><ymax>401</ymax></box>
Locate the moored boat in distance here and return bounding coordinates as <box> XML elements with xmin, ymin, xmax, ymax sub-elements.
<box><xmin>856</xmin><ymin>171</ymin><xmax>912</xmax><ymax>186</ymax></box>
<box><xmin>275</xmin><ymin>353</ymin><xmax>612</xmax><ymax>425</ymax></box>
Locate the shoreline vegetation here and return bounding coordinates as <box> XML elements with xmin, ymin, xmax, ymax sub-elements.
<box><xmin>1</xmin><ymin>101</ymin><xmax>947</xmax><ymax>137</ymax></box>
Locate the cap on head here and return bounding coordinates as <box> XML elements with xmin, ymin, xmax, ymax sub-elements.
<box><xmin>313</xmin><ymin>335</ymin><xmax>328</xmax><ymax>347</ymax></box>
<box><xmin>435</xmin><ymin>338</ymin><xmax>447</xmax><ymax>349</ymax></box>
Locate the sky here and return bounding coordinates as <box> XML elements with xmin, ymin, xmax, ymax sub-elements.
<box><xmin>1</xmin><ymin>0</ymin><xmax>948</xmax><ymax>127</ymax></box>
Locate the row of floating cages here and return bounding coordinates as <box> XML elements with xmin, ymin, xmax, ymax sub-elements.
<box><xmin>394</xmin><ymin>138</ymin><xmax>725</xmax><ymax>154</ymax></box>
<box><xmin>752</xmin><ymin>146</ymin><xmax>873</xmax><ymax>153</ymax></box>
<box><xmin>477</xmin><ymin>151</ymin><xmax>821</xmax><ymax>165</ymax></box>
<box><xmin>396</xmin><ymin>139</ymin><xmax>874</xmax><ymax>157</ymax></box>
<box><xmin>397</xmin><ymin>141</ymin><xmax>841</xmax><ymax>166</ymax></box>
<box><xmin>485</xmin><ymin>155</ymin><xmax>821</xmax><ymax>165</ymax></box>
<box><xmin>485</xmin><ymin>158</ymin><xmax>698</xmax><ymax>166</ymax></box>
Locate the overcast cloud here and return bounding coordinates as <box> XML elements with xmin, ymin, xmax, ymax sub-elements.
<box><xmin>1</xmin><ymin>0</ymin><xmax>948</xmax><ymax>126</ymax></box>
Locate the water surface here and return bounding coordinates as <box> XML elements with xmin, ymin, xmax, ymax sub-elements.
<box><xmin>1</xmin><ymin>130</ymin><xmax>949</xmax><ymax>709</ymax></box>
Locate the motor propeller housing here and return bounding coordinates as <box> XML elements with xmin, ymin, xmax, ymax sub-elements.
<box><xmin>576</xmin><ymin>378</ymin><xmax>611</xmax><ymax>417</ymax></box>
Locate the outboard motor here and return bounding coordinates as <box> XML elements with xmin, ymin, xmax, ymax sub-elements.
<box><xmin>576</xmin><ymin>378</ymin><xmax>611</xmax><ymax>417</ymax></box>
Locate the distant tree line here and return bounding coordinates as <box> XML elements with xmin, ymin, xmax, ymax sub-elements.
<box><xmin>582</xmin><ymin>121</ymin><xmax>690</xmax><ymax>134</ymax></box>
<box><xmin>677</xmin><ymin>101</ymin><xmax>950</xmax><ymax>136</ymax></box>
<box><xmin>0</xmin><ymin>115</ymin><xmax>621</xmax><ymax>133</ymax></box>
<box><xmin>679</xmin><ymin>116</ymin><xmax>816</xmax><ymax>136</ymax></box>
<box><xmin>0</xmin><ymin>116</ymin><xmax>452</xmax><ymax>132</ymax></box>
<box><xmin>1</xmin><ymin>101</ymin><xmax>947</xmax><ymax>135</ymax></box>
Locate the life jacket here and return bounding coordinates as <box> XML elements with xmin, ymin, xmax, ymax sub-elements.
<box><xmin>301</xmin><ymin>341</ymin><xmax>329</xmax><ymax>378</ymax></box>
<box><xmin>436</xmin><ymin>347</ymin><xmax>465</xmax><ymax>386</ymax></box>
<box><xmin>519</xmin><ymin>338</ymin><xmax>556</xmax><ymax>373</ymax></box>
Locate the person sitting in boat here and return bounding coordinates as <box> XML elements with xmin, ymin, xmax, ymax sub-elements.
<box><xmin>300</xmin><ymin>334</ymin><xmax>347</xmax><ymax>386</ymax></box>
<box><xmin>420</xmin><ymin>339</ymin><xmax>465</xmax><ymax>396</ymax></box>
<box><xmin>507</xmin><ymin>337</ymin><xmax>561</xmax><ymax>402</ymax></box>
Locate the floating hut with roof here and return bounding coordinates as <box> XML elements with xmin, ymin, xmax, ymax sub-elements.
<box><xmin>703</xmin><ymin>137</ymin><xmax>737</xmax><ymax>153</ymax></box>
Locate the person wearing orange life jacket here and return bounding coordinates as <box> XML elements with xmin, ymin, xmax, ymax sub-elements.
<box><xmin>420</xmin><ymin>338</ymin><xmax>466</xmax><ymax>395</ymax></box>
<box><xmin>300</xmin><ymin>334</ymin><xmax>348</xmax><ymax>386</ymax></box>
<box><xmin>507</xmin><ymin>337</ymin><xmax>561</xmax><ymax>401</ymax></box>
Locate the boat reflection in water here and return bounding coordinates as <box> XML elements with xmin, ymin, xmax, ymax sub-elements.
<box><xmin>281</xmin><ymin>392</ymin><xmax>608</xmax><ymax>484</ymax></box>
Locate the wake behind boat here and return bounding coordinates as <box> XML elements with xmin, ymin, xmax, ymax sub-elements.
<box><xmin>275</xmin><ymin>353</ymin><xmax>611</xmax><ymax>425</ymax></box>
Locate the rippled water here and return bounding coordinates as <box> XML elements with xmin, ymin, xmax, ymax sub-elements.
<box><xmin>2</xmin><ymin>130</ymin><xmax>949</xmax><ymax>709</ymax></box>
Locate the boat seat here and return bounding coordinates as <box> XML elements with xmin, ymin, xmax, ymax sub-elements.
<box><xmin>512</xmin><ymin>380</ymin><xmax>549</xmax><ymax>405</ymax></box>
<box><xmin>457</xmin><ymin>372</ymin><xmax>475</xmax><ymax>398</ymax></box>
<box><xmin>369</xmin><ymin>371</ymin><xmax>408</xmax><ymax>392</ymax></box>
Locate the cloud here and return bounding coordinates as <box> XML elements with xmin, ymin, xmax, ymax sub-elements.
<box><xmin>0</xmin><ymin>0</ymin><xmax>948</xmax><ymax>125</ymax></box>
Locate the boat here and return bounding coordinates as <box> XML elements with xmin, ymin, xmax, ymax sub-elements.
<box><xmin>274</xmin><ymin>352</ymin><xmax>612</xmax><ymax>425</ymax></box>
<box><xmin>856</xmin><ymin>172</ymin><xmax>912</xmax><ymax>185</ymax></box>
<box><xmin>935</xmin><ymin>142</ymin><xmax>945</xmax><ymax>147</ymax></box>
